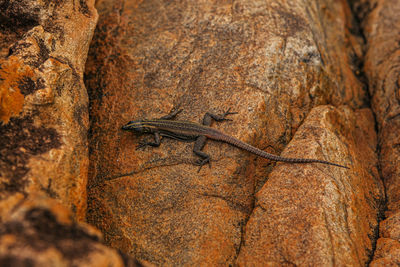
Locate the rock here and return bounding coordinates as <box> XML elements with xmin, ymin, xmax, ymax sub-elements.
<box><xmin>362</xmin><ymin>0</ymin><xmax>400</xmax><ymax>265</ymax></box>
<box><xmin>0</xmin><ymin>194</ymin><xmax>127</xmax><ymax>267</ymax></box>
<box><xmin>0</xmin><ymin>0</ymin><xmax>98</xmax><ymax>220</ymax></box>
<box><xmin>1</xmin><ymin>0</ymin><xmax>392</xmax><ymax>265</ymax></box>
<box><xmin>236</xmin><ymin>106</ymin><xmax>384</xmax><ymax>266</ymax></box>
<box><xmin>0</xmin><ymin>1</ymin><xmax>134</xmax><ymax>266</ymax></box>
<box><xmin>371</xmin><ymin>238</ymin><xmax>400</xmax><ymax>267</ymax></box>
<box><xmin>0</xmin><ymin>1</ymin><xmax>153</xmax><ymax>265</ymax></box>
<box><xmin>85</xmin><ymin>0</ymin><xmax>382</xmax><ymax>265</ymax></box>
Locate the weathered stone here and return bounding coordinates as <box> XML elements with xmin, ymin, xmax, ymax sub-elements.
<box><xmin>360</xmin><ymin>0</ymin><xmax>400</xmax><ymax>265</ymax></box>
<box><xmin>236</xmin><ymin>106</ymin><xmax>383</xmax><ymax>266</ymax></box>
<box><xmin>0</xmin><ymin>6</ymin><xmax>152</xmax><ymax>263</ymax></box>
<box><xmin>0</xmin><ymin>194</ymin><xmax>131</xmax><ymax>267</ymax></box>
<box><xmin>85</xmin><ymin>0</ymin><xmax>380</xmax><ymax>265</ymax></box>
<box><xmin>380</xmin><ymin>211</ymin><xmax>400</xmax><ymax>241</ymax></box>
<box><xmin>0</xmin><ymin>0</ymin><xmax>98</xmax><ymax>220</ymax></box>
<box><xmin>371</xmin><ymin>238</ymin><xmax>400</xmax><ymax>267</ymax></box>
<box><xmin>0</xmin><ymin>1</ymin><xmax>131</xmax><ymax>266</ymax></box>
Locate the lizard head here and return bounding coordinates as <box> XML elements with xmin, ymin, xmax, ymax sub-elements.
<box><xmin>121</xmin><ymin>120</ymin><xmax>152</xmax><ymax>133</ymax></box>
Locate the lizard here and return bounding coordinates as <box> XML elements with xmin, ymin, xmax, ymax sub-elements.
<box><xmin>121</xmin><ymin>107</ymin><xmax>349</xmax><ymax>171</ymax></box>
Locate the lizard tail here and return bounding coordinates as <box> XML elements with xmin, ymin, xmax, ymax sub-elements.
<box><xmin>211</xmin><ymin>131</ymin><xmax>349</xmax><ymax>169</ymax></box>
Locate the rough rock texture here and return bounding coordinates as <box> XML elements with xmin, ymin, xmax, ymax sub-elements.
<box><xmin>0</xmin><ymin>0</ymin><xmax>97</xmax><ymax>221</ymax></box>
<box><xmin>3</xmin><ymin>0</ymin><xmax>397</xmax><ymax>265</ymax></box>
<box><xmin>0</xmin><ymin>194</ymin><xmax>126</xmax><ymax>267</ymax></box>
<box><xmin>85</xmin><ymin>0</ymin><xmax>384</xmax><ymax>266</ymax></box>
<box><xmin>0</xmin><ymin>1</ymin><xmax>141</xmax><ymax>266</ymax></box>
<box><xmin>236</xmin><ymin>106</ymin><xmax>383</xmax><ymax>265</ymax></box>
<box><xmin>359</xmin><ymin>0</ymin><xmax>400</xmax><ymax>265</ymax></box>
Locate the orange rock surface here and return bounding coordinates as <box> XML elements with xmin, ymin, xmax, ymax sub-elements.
<box><xmin>3</xmin><ymin>0</ymin><xmax>400</xmax><ymax>266</ymax></box>
<box><xmin>84</xmin><ymin>0</ymin><xmax>385</xmax><ymax>265</ymax></box>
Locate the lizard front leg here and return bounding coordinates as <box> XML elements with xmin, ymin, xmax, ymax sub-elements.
<box><xmin>159</xmin><ymin>105</ymin><xmax>183</xmax><ymax>120</ymax></box>
<box><xmin>137</xmin><ymin>106</ymin><xmax>181</xmax><ymax>149</ymax></box>
<box><xmin>202</xmin><ymin>108</ymin><xmax>237</xmax><ymax>126</ymax></box>
<box><xmin>136</xmin><ymin>132</ymin><xmax>162</xmax><ymax>149</ymax></box>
